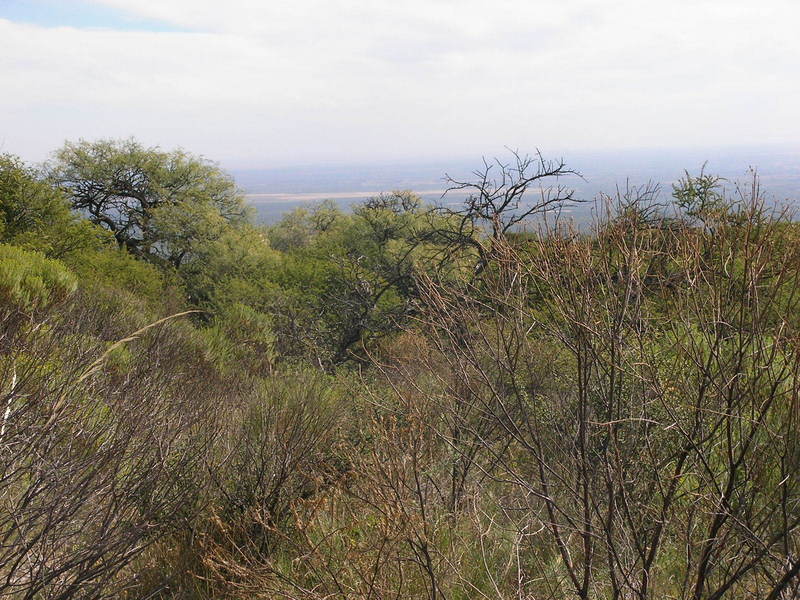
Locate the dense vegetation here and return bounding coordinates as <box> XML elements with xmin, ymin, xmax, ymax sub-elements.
<box><xmin>1</xmin><ymin>140</ymin><xmax>798</xmax><ymax>599</ymax></box>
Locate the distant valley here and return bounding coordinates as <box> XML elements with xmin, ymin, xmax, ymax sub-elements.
<box><xmin>234</xmin><ymin>146</ymin><xmax>800</xmax><ymax>224</ymax></box>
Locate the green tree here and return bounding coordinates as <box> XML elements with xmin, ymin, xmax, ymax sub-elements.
<box><xmin>265</xmin><ymin>193</ymin><xmax>454</xmax><ymax>364</ymax></box>
<box><xmin>0</xmin><ymin>154</ymin><xmax>106</xmax><ymax>258</ymax></box>
<box><xmin>47</xmin><ymin>138</ymin><xmax>248</xmax><ymax>266</ymax></box>
<box><xmin>672</xmin><ymin>165</ymin><xmax>727</xmax><ymax>230</ymax></box>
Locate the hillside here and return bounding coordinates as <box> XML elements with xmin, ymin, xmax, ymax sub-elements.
<box><xmin>1</xmin><ymin>140</ymin><xmax>799</xmax><ymax>599</ymax></box>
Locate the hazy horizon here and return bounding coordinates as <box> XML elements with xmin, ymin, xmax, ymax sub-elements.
<box><xmin>229</xmin><ymin>144</ymin><xmax>800</xmax><ymax>223</ymax></box>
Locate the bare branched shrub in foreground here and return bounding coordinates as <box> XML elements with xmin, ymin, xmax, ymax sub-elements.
<box><xmin>426</xmin><ymin>150</ymin><xmax>581</xmax><ymax>275</ymax></box>
<box><xmin>197</xmin><ymin>175</ymin><xmax>799</xmax><ymax>600</ymax></box>
<box><xmin>175</xmin><ymin>371</ymin><xmax>347</xmax><ymax>599</ymax></box>
<box><xmin>403</xmin><ymin>178</ymin><xmax>800</xmax><ymax>598</ymax></box>
<box><xmin>0</xmin><ymin>303</ymin><xmax>223</xmax><ymax>599</ymax></box>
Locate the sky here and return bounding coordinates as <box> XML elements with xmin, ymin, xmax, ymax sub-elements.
<box><xmin>1</xmin><ymin>0</ymin><xmax>799</xmax><ymax>168</ymax></box>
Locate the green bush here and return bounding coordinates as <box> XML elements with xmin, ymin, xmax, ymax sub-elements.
<box><xmin>65</xmin><ymin>247</ymin><xmax>169</xmax><ymax>305</ymax></box>
<box><xmin>0</xmin><ymin>244</ymin><xmax>77</xmax><ymax>317</ymax></box>
<box><xmin>0</xmin><ymin>153</ymin><xmax>108</xmax><ymax>258</ymax></box>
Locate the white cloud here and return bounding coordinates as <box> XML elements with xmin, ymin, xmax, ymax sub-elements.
<box><xmin>1</xmin><ymin>0</ymin><xmax>799</xmax><ymax>166</ymax></box>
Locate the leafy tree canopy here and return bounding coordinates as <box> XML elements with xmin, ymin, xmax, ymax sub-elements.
<box><xmin>47</xmin><ymin>138</ymin><xmax>249</xmax><ymax>266</ymax></box>
<box><xmin>0</xmin><ymin>154</ymin><xmax>107</xmax><ymax>258</ymax></box>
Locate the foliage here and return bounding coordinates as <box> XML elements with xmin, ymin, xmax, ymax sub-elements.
<box><xmin>47</xmin><ymin>138</ymin><xmax>248</xmax><ymax>266</ymax></box>
<box><xmin>66</xmin><ymin>246</ymin><xmax>170</xmax><ymax>304</ymax></box>
<box><xmin>2</xmin><ymin>142</ymin><xmax>799</xmax><ymax>600</ymax></box>
<box><xmin>672</xmin><ymin>165</ymin><xmax>727</xmax><ymax>228</ymax></box>
<box><xmin>0</xmin><ymin>243</ymin><xmax>77</xmax><ymax>318</ymax></box>
<box><xmin>0</xmin><ymin>153</ymin><xmax>108</xmax><ymax>257</ymax></box>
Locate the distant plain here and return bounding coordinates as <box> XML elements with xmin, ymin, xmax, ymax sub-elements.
<box><xmin>234</xmin><ymin>146</ymin><xmax>800</xmax><ymax>224</ymax></box>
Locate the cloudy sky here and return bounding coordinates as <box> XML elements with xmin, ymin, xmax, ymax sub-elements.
<box><xmin>1</xmin><ymin>0</ymin><xmax>799</xmax><ymax>167</ymax></box>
